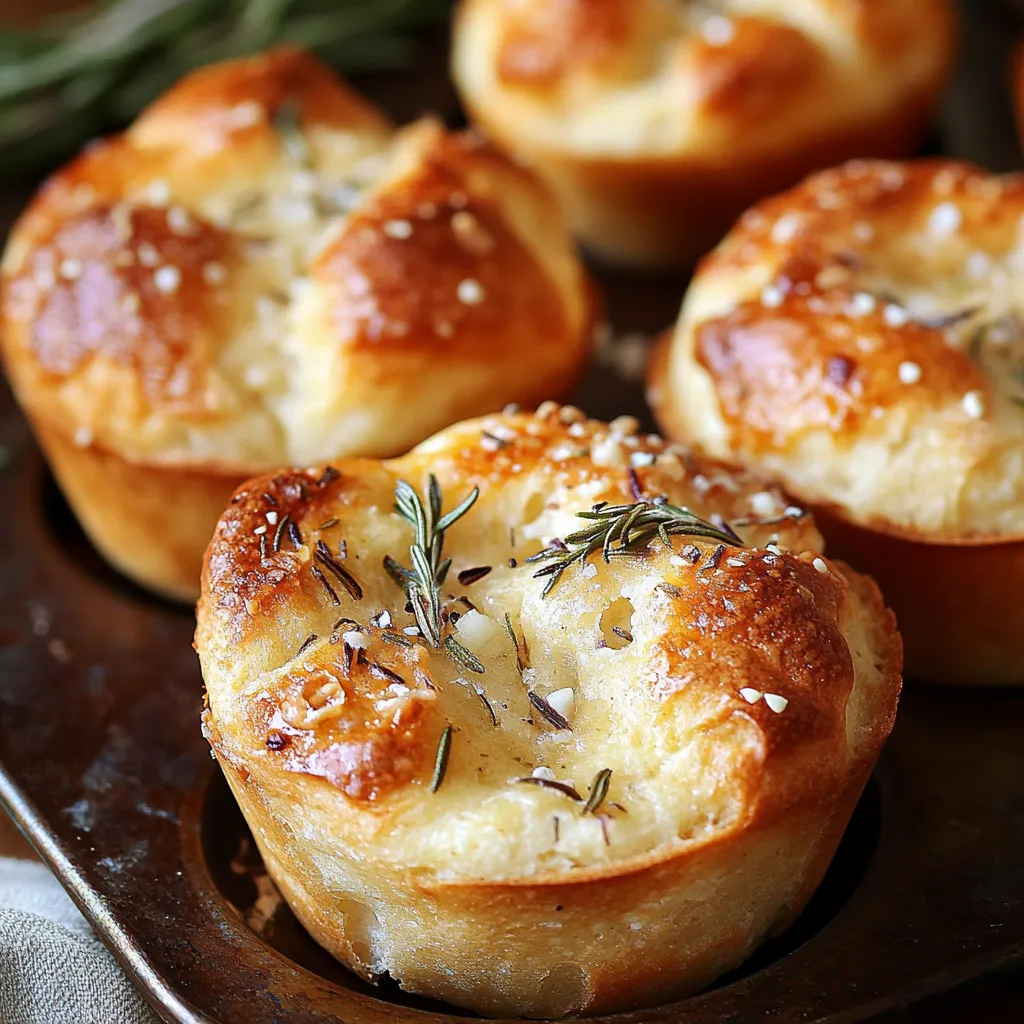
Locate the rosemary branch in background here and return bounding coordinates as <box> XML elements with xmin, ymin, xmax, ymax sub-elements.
<box><xmin>384</xmin><ymin>475</ymin><xmax>478</xmax><ymax>648</ymax></box>
<box><xmin>0</xmin><ymin>0</ymin><xmax>453</xmax><ymax>178</ymax></box>
<box><xmin>526</xmin><ymin>499</ymin><xmax>743</xmax><ymax>598</ymax></box>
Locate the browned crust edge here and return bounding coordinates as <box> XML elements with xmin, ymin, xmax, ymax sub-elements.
<box><xmin>34</xmin><ymin>423</ymin><xmax>247</xmax><ymax>602</ymax></box>
<box><xmin>650</xmin><ymin>330</ymin><xmax>1021</xmax><ymax>685</ymax></box>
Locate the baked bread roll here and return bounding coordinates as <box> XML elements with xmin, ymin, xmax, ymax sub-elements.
<box><xmin>0</xmin><ymin>48</ymin><xmax>593</xmax><ymax>601</ymax></box>
<box><xmin>451</xmin><ymin>0</ymin><xmax>955</xmax><ymax>267</ymax></box>
<box><xmin>650</xmin><ymin>158</ymin><xmax>1024</xmax><ymax>684</ymax></box>
<box><xmin>196</xmin><ymin>404</ymin><xmax>901</xmax><ymax>1017</ymax></box>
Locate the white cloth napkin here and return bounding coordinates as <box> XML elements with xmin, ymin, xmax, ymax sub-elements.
<box><xmin>0</xmin><ymin>858</ymin><xmax>158</xmax><ymax>1024</ymax></box>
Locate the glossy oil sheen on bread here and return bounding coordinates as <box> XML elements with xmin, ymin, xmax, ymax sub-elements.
<box><xmin>452</xmin><ymin>0</ymin><xmax>954</xmax><ymax>266</ymax></box>
<box><xmin>652</xmin><ymin>159</ymin><xmax>1024</xmax><ymax>683</ymax></box>
<box><xmin>0</xmin><ymin>47</ymin><xmax>593</xmax><ymax>600</ymax></box>
<box><xmin>196</xmin><ymin>404</ymin><xmax>902</xmax><ymax>1016</ymax></box>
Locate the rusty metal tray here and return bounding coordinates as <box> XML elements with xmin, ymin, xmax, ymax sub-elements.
<box><xmin>3</xmin><ymin>3</ymin><xmax>1024</xmax><ymax>1020</ymax></box>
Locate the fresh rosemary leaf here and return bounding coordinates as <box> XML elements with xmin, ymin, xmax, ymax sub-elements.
<box><xmin>445</xmin><ymin>635</ymin><xmax>484</xmax><ymax>675</ymax></box>
<box><xmin>0</xmin><ymin>0</ymin><xmax>454</xmax><ymax>178</ymax></box>
<box><xmin>582</xmin><ymin>768</ymin><xmax>612</xmax><ymax>815</ymax></box>
<box><xmin>514</xmin><ymin>777</ymin><xmax>582</xmax><ymax>801</ymax></box>
<box><xmin>383</xmin><ymin>554</ymin><xmax>414</xmax><ymax>589</ymax></box>
<box><xmin>430</xmin><ymin>724</ymin><xmax>451</xmax><ymax>793</ymax></box>
<box><xmin>437</xmin><ymin>487</ymin><xmax>481</xmax><ymax>532</ymax></box>
<box><xmin>476</xmin><ymin>689</ymin><xmax>497</xmax><ymax>726</ymax></box>
<box><xmin>386</xmin><ymin>475</ymin><xmax>478</xmax><ymax>648</ymax></box>
<box><xmin>530</xmin><ymin>499</ymin><xmax>742</xmax><ymax>597</ymax></box>
<box><xmin>503</xmin><ymin>612</ymin><xmax>527</xmax><ymax>673</ymax></box>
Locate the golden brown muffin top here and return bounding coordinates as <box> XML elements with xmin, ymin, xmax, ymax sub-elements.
<box><xmin>453</xmin><ymin>0</ymin><xmax>953</xmax><ymax>160</ymax></box>
<box><xmin>198</xmin><ymin>406</ymin><xmax>900</xmax><ymax>882</ymax></box>
<box><xmin>658</xmin><ymin>159</ymin><xmax>1024</xmax><ymax>539</ymax></box>
<box><xmin>1</xmin><ymin>48</ymin><xmax>592</xmax><ymax>467</ymax></box>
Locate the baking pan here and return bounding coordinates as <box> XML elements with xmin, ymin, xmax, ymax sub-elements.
<box><xmin>3</xmin><ymin>375</ymin><xmax>1024</xmax><ymax>1024</ymax></box>
<box><xmin>4</xmin><ymin>2</ymin><xmax>1024</xmax><ymax>1020</ymax></box>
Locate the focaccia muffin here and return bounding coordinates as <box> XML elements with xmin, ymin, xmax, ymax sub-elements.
<box><xmin>196</xmin><ymin>404</ymin><xmax>901</xmax><ymax>1017</ymax></box>
<box><xmin>452</xmin><ymin>0</ymin><xmax>954</xmax><ymax>266</ymax></box>
<box><xmin>0</xmin><ymin>47</ymin><xmax>593</xmax><ymax>601</ymax></box>
<box><xmin>651</xmin><ymin>159</ymin><xmax>1024</xmax><ymax>684</ymax></box>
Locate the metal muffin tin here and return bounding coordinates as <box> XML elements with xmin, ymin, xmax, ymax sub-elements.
<box><xmin>3</xmin><ymin>5</ymin><xmax>1024</xmax><ymax>1018</ymax></box>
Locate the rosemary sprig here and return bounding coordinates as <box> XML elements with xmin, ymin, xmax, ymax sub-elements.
<box><xmin>0</xmin><ymin>0</ymin><xmax>454</xmax><ymax>178</ymax></box>
<box><xmin>526</xmin><ymin>499</ymin><xmax>742</xmax><ymax>597</ymax></box>
<box><xmin>384</xmin><ymin>475</ymin><xmax>478</xmax><ymax>647</ymax></box>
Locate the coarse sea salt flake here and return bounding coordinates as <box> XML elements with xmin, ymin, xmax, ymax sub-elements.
<box><xmin>457</xmin><ymin>278</ymin><xmax>485</xmax><ymax>305</ymax></box>
<box><xmin>884</xmin><ymin>304</ymin><xmax>910</xmax><ymax>328</ymax></box>
<box><xmin>154</xmin><ymin>266</ymin><xmax>181</xmax><ymax>293</ymax></box>
<box><xmin>770</xmin><ymin>213</ymin><xmax>800</xmax><ymax>244</ymax></box>
<box><xmin>929</xmin><ymin>202</ymin><xmax>961</xmax><ymax>237</ymax></box>
<box><xmin>898</xmin><ymin>361</ymin><xmax>922</xmax><ymax>384</ymax></box>
<box><xmin>546</xmin><ymin>688</ymin><xmax>575</xmax><ymax>721</ymax></box>
<box><xmin>962</xmin><ymin>390</ymin><xmax>984</xmax><ymax>418</ymax></box>
<box><xmin>849</xmin><ymin>292</ymin><xmax>876</xmax><ymax>317</ymax></box>
<box><xmin>700</xmin><ymin>15</ymin><xmax>735</xmax><ymax>46</ymax></box>
<box><xmin>750</xmin><ymin>491</ymin><xmax>776</xmax><ymax>517</ymax></box>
